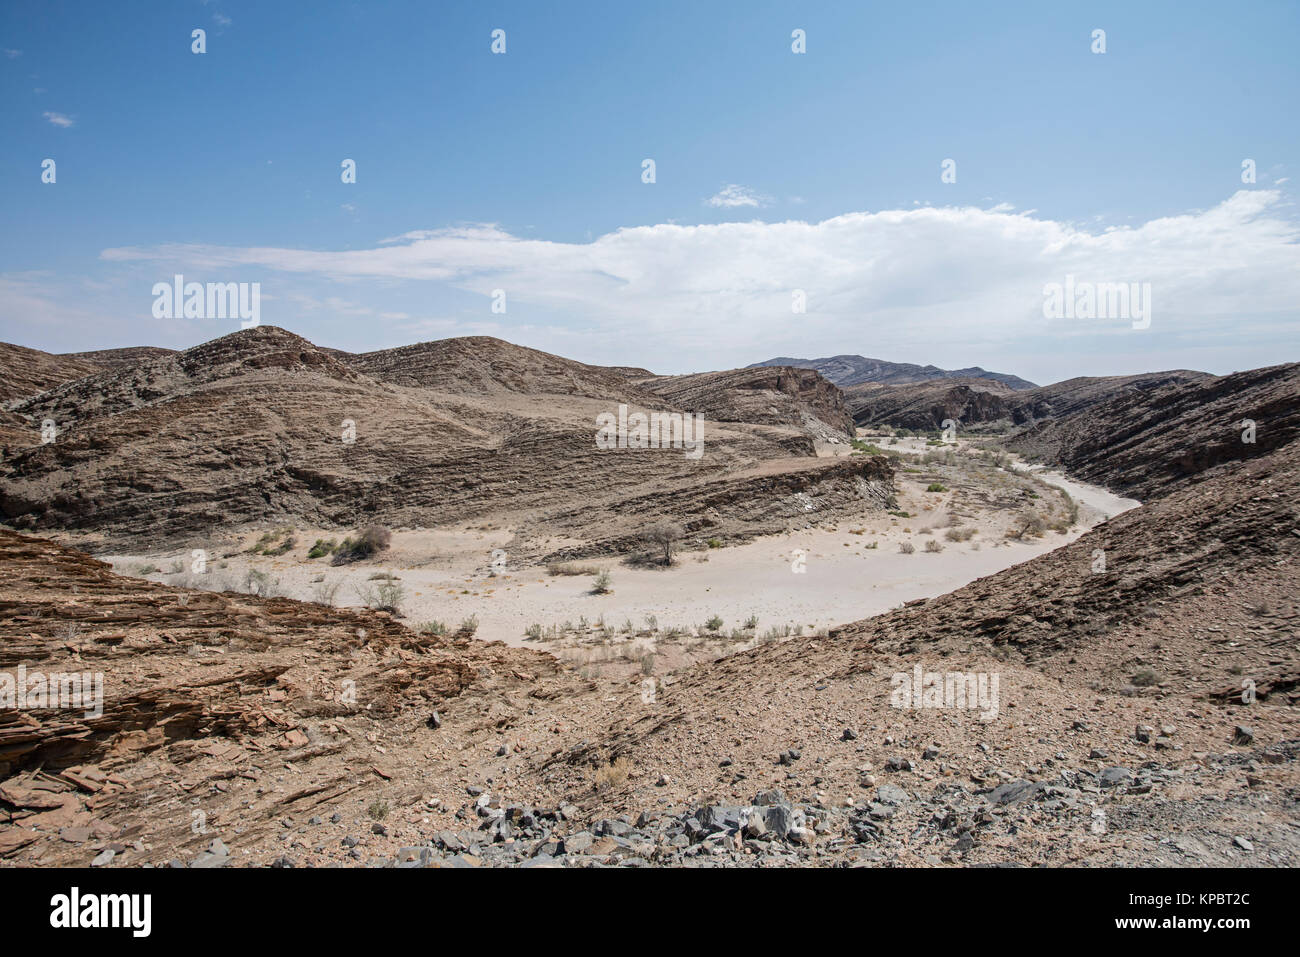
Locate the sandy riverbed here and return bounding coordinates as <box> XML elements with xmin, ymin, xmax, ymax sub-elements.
<box><xmin>99</xmin><ymin>449</ymin><xmax>1138</xmax><ymax>649</ymax></box>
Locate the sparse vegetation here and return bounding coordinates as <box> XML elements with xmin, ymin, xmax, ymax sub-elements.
<box><xmin>331</xmin><ymin>525</ymin><xmax>392</xmax><ymax>565</ymax></box>
<box><xmin>926</xmin><ymin>482</ymin><xmax>947</xmax><ymax>492</ymax></box>
<box><xmin>898</xmin><ymin>541</ymin><xmax>916</xmax><ymax>554</ymax></box>
<box><xmin>307</xmin><ymin>538</ymin><xmax>337</xmax><ymax>559</ymax></box>
<box><xmin>641</xmin><ymin>520</ymin><xmax>685</xmax><ymax>566</ymax></box>
<box><xmin>1007</xmin><ymin>513</ymin><xmax>1047</xmax><ymax>540</ymax></box>
<box><xmin>591</xmin><ymin>569</ymin><xmax>612</xmax><ymax>594</ymax></box>
<box><xmin>356</xmin><ymin>579</ymin><xmax>404</xmax><ymax>615</ymax></box>
<box><xmin>924</xmin><ymin>539</ymin><xmax>944</xmax><ymax>553</ymax></box>
<box><xmin>310</xmin><ymin>580</ymin><xmax>340</xmax><ymax>605</ymax></box>
<box><xmin>547</xmin><ymin>561</ymin><xmax>601</xmax><ymax>576</ymax></box>
<box><xmin>705</xmin><ymin>614</ymin><xmax>723</xmax><ymax>631</ymax></box>
<box><xmin>241</xmin><ymin>568</ymin><xmax>280</xmax><ymax>597</ymax></box>
<box><xmin>593</xmin><ymin>756</ymin><xmax>631</xmax><ymax>791</ymax></box>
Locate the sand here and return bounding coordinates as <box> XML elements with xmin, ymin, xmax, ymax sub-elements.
<box><xmin>99</xmin><ymin>449</ymin><xmax>1138</xmax><ymax>649</ymax></box>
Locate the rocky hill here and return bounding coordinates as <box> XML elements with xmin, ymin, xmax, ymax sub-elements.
<box><xmin>847</xmin><ymin>370</ymin><xmax>1210</xmax><ymax>432</ymax></box>
<box><xmin>751</xmin><ymin>354</ymin><xmax>1037</xmax><ymax>391</ymax></box>
<box><xmin>845</xmin><ymin>378</ymin><xmax>1016</xmax><ymax>430</ymax></box>
<box><xmin>342</xmin><ymin>336</ymin><xmax>658</xmax><ymax>402</ymax></box>
<box><xmin>638</xmin><ymin>366</ymin><xmax>855</xmax><ymax>440</ymax></box>
<box><xmin>1006</xmin><ymin>363</ymin><xmax>1300</xmax><ymax>499</ymax></box>
<box><xmin>0</xmin><ymin>328</ymin><xmax>893</xmax><ymax>552</ymax></box>
<box><xmin>0</xmin><ymin>344</ymin><xmax>102</xmax><ymax>403</ymax></box>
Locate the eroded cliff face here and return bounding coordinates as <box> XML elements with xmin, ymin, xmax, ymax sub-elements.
<box><xmin>640</xmin><ymin>366</ymin><xmax>856</xmax><ymax>439</ymax></box>
<box><xmin>1005</xmin><ymin>362</ymin><xmax>1300</xmax><ymax>499</ymax></box>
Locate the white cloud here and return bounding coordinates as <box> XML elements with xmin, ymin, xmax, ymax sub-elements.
<box><xmin>96</xmin><ymin>190</ymin><xmax>1300</xmax><ymax>377</ymax></box>
<box><xmin>42</xmin><ymin>111</ymin><xmax>74</xmax><ymax>128</ymax></box>
<box><xmin>3</xmin><ymin>49</ymin><xmax>21</xmax><ymax>59</ymax></box>
<box><xmin>213</xmin><ymin>13</ymin><xmax>232</xmax><ymax>27</ymax></box>
<box><xmin>706</xmin><ymin>184</ymin><xmax>771</xmax><ymax>208</ymax></box>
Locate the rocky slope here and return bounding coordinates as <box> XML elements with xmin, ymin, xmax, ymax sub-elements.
<box><xmin>638</xmin><ymin>366</ymin><xmax>856</xmax><ymax>440</ymax></box>
<box><xmin>0</xmin><ymin>328</ymin><xmax>892</xmax><ymax>553</ymax></box>
<box><xmin>848</xmin><ymin>370</ymin><xmax>1210</xmax><ymax>432</ymax></box>
<box><xmin>751</xmin><ymin>355</ymin><xmax>1037</xmax><ymax>391</ymax></box>
<box><xmin>342</xmin><ymin>336</ymin><xmax>658</xmax><ymax>402</ymax></box>
<box><xmin>0</xmin><ymin>344</ymin><xmax>102</xmax><ymax>404</ymax></box>
<box><xmin>845</xmin><ymin>378</ymin><xmax>1016</xmax><ymax>430</ymax></box>
<box><xmin>1006</xmin><ymin>363</ymin><xmax>1300</xmax><ymax>499</ymax></box>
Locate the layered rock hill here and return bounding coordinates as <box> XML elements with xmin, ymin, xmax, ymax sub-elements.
<box><xmin>340</xmin><ymin>336</ymin><xmax>661</xmax><ymax>402</ymax></box>
<box><xmin>0</xmin><ymin>344</ymin><xmax>102</xmax><ymax>404</ymax></box>
<box><xmin>845</xmin><ymin>378</ymin><xmax>1016</xmax><ymax>431</ymax></box>
<box><xmin>61</xmin><ymin>346</ymin><xmax>177</xmax><ymax>371</ymax></box>
<box><xmin>637</xmin><ymin>366</ymin><xmax>856</xmax><ymax>440</ymax></box>
<box><xmin>0</xmin><ymin>327</ymin><xmax>891</xmax><ymax>553</ymax></box>
<box><xmin>1006</xmin><ymin>363</ymin><xmax>1300</xmax><ymax>499</ymax></box>
<box><xmin>847</xmin><ymin>370</ymin><xmax>1210</xmax><ymax>432</ymax></box>
<box><xmin>751</xmin><ymin>354</ymin><xmax>1037</xmax><ymax>391</ymax></box>
<box><xmin>0</xmin><ymin>528</ymin><xmax>583</xmax><ymax>864</ymax></box>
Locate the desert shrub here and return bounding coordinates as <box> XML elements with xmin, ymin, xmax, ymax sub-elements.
<box><xmin>356</xmin><ymin>580</ymin><xmax>404</xmax><ymax>615</ymax></box>
<box><xmin>641</xmin><ymin>520</ymin><xmax>684</xmax><ymax>566</ymax></box>
<box><xmin>743</xmin><ymin>613</ymin><xmax>759</xmax><ymax>629</ymax></box>
<box><xmin>421</xmin><ymin>620</ymin><xmax>449</xmax><ymax>637</ymax></box>
<box><xmin>945</xmin><ymin>527</ymin><xmax>976</xmax><ymax>542</ymax></box>
<box><xmin>307</xmin><ymin>538</ymin><xmax>336</xmax><ymax>559</ymax></box>
<box><xmin>926</xmin><ymin>482</ymin><xmax>947</xmax><ymax>492</ymax></box>
<box><xmin>523</xmin><ymin>623</ymin><xmax>542</xmax><ymax>640</ymax></box>
<box><xmin>242</xmin><ymin>568</ymin><xmax>279</xmax><ymax>597</ymax></box>
<box><xmin>547</xmin><ymin>561</ymin><xmax>600</xmax><ymax>576</ymax></box>
<box><xmin>265</xmin><ymin>536</ymin><xmax>295</xmax><ymax>556</ymax></box>
<box><xmin>310</xmin><ymin>580</ymin><xmax>340</xmax><ymax>606</ymax></box>
<box><xmin>898</xmin><ymin>541</ymin><xmax>916</xmax><ymax>554</ymax></box>
<box><xmin>1131</xmin><ymin>669</ymin><xmax>1160</xmax><ymax>687</ymax></box>
<box><xmin>924</xmin><ymin>539</ymin><xmax>944</xmax><ymax>553</ymax></box>
<box><xmin>367</xmin><ymin>799</ymin><xmax>390</xmax><ymax>821</ymax></box>
<box><xmin>640</xmin><ymin>653</ymin><xmax>656</xmax><ymax>675</ymax></box>
<box><xmin>590</xmin><ymin>570</ymin><xmax>612</xmax><ymax>594</ymax></box>
<box><xmin>705</xmin><ymin>615</ymin><xmax>723</xmax><ymax>631</ymax></box>
<box><xmin>593</xmin><ymin>756</ymin><xmax>631</xmax><ymax>791</ymax></box>
<box><xmin>458</xmin><ymin>615</ymin><xmax>479</xmax><ymax>636</ymax></box>
<box><xmin>331</xmin><ymin>525</ymin><xmax>391</xmax><ymax>565</ymax></box>
<box><xmin>706</xmin><ymin>537</ymin><xmax>723</xmax><ymax>548</ymax></box>
<box><xmin>1007</xmin><ymin>514</ymin><xmax>1047</xmax><ymax>540</ymax></box>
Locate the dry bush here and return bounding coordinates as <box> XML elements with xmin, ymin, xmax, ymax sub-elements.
<box><xmin>332</xmin><ymin>525</ymin><xmax>393</xmax><ymax>564</ymax></box>
<box><xmin>641</xmin><ymin>520</ymin><xmax>685</xmax><ymax>566</ymax></box>
<box><xmin>1006</xmin><ymin>513</ymin><xmax>1047</xmax><ymax>540</ymax></box>
<box><xmin>898</xmin><ymin>541</ymin><xmax>916</xmax><ymax>554</ymax></box>
<box><xmin>593</xmin><ymin>756</ymin><xmax>631</xmax><ymax>791</ymax></box>
<box><xmin>547</xmin><ymin>561</ymin><xmax>600</xmax><ymax>576</ymax></box>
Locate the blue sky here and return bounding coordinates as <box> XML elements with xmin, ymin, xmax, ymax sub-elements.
<box><xmin>2</xmin><ymin>0</ymin><xmax>1298</xmax><ymax>384</ymax></box>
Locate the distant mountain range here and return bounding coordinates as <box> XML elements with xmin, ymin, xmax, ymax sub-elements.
<box><xmin>749</xmin><ymin>355</ymin><xmax>1039</xmax><ymax>391</ymax></box>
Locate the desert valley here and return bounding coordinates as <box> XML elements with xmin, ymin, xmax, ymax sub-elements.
<box><xmin>0</xmin><ymin>327</ymin><xmax>1296</xmax><ymax>869</ymax></box>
